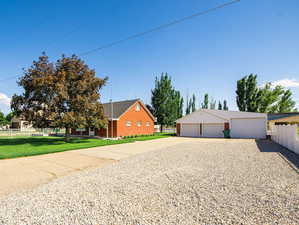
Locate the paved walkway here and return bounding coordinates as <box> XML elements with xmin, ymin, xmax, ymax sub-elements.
<box><xmin>0</xmin><ymin>137</ymin><xmax>197</xmax><ymax>197</ymax></box>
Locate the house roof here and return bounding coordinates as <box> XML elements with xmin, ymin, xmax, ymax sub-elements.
<box><xmin>102</xmin><ymin>99</ymin><xmax>154</xmax><ymax>120</ymax></box>
<box><xmin>201</xmin><ymin>109</ymin><xmax>267</xmax><ymax>120</ymax></box>
<box><xmin>102</xmin><ymin>99</ymin><xmax>139</xmax><ymax>119</ymax></box>
<box><xmin>268</xmin><ymin>112</ymin><xmax>299</xmax><ymax>121</ymax></box>
<box><xmin>176</xmin><ymin>109</ymin><xmax>266</xmax><ymax>123</ymax></box>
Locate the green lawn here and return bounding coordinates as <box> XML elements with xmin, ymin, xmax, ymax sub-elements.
<box><xmin>0</xmin><ymin>133</ymin><xmax>174</xmax><ymax>159</ymax></box>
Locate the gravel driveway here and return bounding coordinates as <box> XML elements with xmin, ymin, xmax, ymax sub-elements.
<box><xmin>0</xmin><ymin>139</ymin><xmax>298</xmax><ymax>225</ymax></box>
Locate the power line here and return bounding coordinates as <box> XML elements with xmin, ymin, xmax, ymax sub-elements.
<box><xmin>78</xmin><ymin>0</ymin><xmax>240</xmax><ymax>56</ymax></box>
<box><xmin>1</xmin><ymin>0</ymin><xmax>240</xmax><ymax>82</ymax></box>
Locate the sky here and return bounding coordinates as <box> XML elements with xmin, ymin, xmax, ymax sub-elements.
<box><xmin>0</xmin><ymin>0</ymin><xmax>299</xmax><ymax>114</ymax></box>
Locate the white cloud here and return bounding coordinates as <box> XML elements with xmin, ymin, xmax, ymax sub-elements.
<box><xmin>271</xmin><ymin>78</ymin><xmax>299</xmax><ymax>88</ymax></box>
<box><xmin>0</xmin><ymin>93</ymin><xmax>11</xmax><ymax>114</ymax></box>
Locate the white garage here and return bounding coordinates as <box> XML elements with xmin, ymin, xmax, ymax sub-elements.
<box><xmin>176</xmin><ymin>109</ymin><xmax>267</xmax><ymax>139</ymax></box>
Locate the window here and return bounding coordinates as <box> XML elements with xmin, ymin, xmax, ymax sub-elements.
<box><xmin>135</xmin><ymin>104</ymin><xmax>140</xmax><ymax>111</ymax></box>
<box><xmin>126</xmin><ymin>121</ymin><xmax>132</xmax><ymax>127</ymax></box>
<box><xmin>146</xmin><ymin>122</ymin><xmax>150</xmax><ymax>127</ymax></box>
<box><xmin>137</xmin><ymin>121</ymin><xmax>142</xmax><ymax>127</ymax></box>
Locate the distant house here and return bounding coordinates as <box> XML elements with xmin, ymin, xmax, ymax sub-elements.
<box><xmin>176</xmin><ymin>109</ymin><xmax>267</xmax><ymax>139</ymax></box>
<box><xmin>71</xmin><ymin>99</ymin><xmax>155</xmax><ymax>138</ymax></box>
<box><xmin>268</xmin><ymin>112</ymin><xmax>299</xmax><ymax>129</ymax></box>
<box><xmin>11</xmin><ymin>116</ymin><xmax>33</xmax><ymax>130</ymax></box>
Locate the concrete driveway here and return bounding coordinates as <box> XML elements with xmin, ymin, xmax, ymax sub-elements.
<box><xmin>0</xmin><ymin>137</ymin><xmax>197</xmax><ymax>197</ymax></box>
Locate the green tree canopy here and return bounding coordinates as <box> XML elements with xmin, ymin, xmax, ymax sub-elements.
<box><xmin>236</xmin><ymin>74</ymin><xmax>297</xmax><ymax>113</ymax></box>
<box><xmin>201</xmin><ymin>93</ymin><xmax>209</xmax><ymax>109</ymax></box>
<box><xmin>218</xmin><ymin>101</ymin><xmax>222</xmax><ymax>110</ymax></box>
<box><xmin>151</xmin><ymin>73</ymin><xmax>183</xmax><ymax>131</ymax></box>
<box><xmin>236</xmin><ymin>74</ymin><xmax>259</xmax><ymax>112</ymax></box>
<box><xmin>11</xmin><ymin>53</ymin><xmax>107</xmax><ymax>141</ymax></box>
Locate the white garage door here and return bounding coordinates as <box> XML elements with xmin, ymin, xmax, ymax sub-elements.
<box><xmin>203</xmin><ymin>124</ymin><xmax>224</xmax><ymax>138</ymax></box>
<box><xmin>231</xmin><ymin>118</ymin><xmax>266</xmax><ymax>139</ymax></box>
<box><xmin>181</xmin><ymin>124</ymin><xmax>200</xmax><ymax>137</ymax></box>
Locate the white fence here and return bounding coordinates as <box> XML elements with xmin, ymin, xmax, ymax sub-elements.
<box><xmin>0</xmin><ymin>128</ymin><xmax>65</xmax><ymax>137</ymax></box>
<box><xmin>271</xmin><ymin>125</ymin><xmax>299</xmax><ymax>154</ymax></box>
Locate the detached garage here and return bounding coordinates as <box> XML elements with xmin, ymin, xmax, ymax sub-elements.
<box><xmin>176</xmin><ymin>109</ymin><xmax>267</xmax><ymax>139</ymax></box>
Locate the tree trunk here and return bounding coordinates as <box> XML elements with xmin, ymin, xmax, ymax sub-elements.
<box><xmin>65</xmin><ymin>127</ymin><xmax>71</xmax><ymax>142</ymax></box>
<box><xmin>160</xmin><ymin>124</ymin><xmax>163</xmax><ymax>133</ymax></box>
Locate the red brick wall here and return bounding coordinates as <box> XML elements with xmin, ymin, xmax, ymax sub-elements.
<box><xmin>176</xmin><ymin>123</ymin><xmax>181</xmax><ymax>136</ymax></box>
<box><xmin>117</xmin><ymin>101</ymin><xmax>154</xmax><ymax>137</ymax></box>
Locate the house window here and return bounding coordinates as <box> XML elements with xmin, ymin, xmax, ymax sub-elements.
<box><xmin>135</xmin><ymin>104</ymin><xmax>140</xmax><ymax>111</ymax></box>
<box><xmin>137</xmin><ymin>121</ymin><xmax>142</xmax><ymax>127</ymax></box>
<box><xmin>146</xmin><ymin>122</ymin><xmax>150</xmax><ymax>127</ymax></box>
<box><xmin>126</xmin><ymin>121</ymin><xmax>132</xmax><ymax>127</ymax></box>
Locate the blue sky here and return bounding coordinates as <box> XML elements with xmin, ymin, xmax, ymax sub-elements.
<box><xmin>0</xmin><ymin>0</ymin><xmax>298</xmax><ymax>114</ymax></box>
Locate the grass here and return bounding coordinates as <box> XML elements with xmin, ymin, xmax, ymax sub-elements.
<box><xmin>0</xmin><ymin>133</ymin><xmax>174</xmax><ymax>160</ymax></box>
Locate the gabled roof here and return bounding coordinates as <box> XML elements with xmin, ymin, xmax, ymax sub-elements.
<box><xmin>268</xmin><ymin>112</ymin><xmax>299</xmax><ymax>121</ymax></box>
<box><xmin>201</xmin><ymin>109</ymin><xmax>267</xmax><ymax>119</ymax></box>
<box><xmin>176</xmin><ymin>109</ymin><xmax>266</xmax><ymax>123</ymax></box>
<box><xmin>102</xmin><ymin>99</ymin><xmax>139</xmax><ymax>119</ymax></box>
<box><xmin>102</xmin><ymin>99</ymin><xmax>154</xmax><ymax>120</ymax></box>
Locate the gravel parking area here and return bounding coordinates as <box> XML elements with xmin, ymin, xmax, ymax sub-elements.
<box><xmin>0</xmin><ymin>139</ymin><xmax>298</xmax><ymax>224</ymax></box>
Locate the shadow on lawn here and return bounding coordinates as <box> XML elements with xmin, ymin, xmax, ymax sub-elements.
<box><xmin>255</xmin><ymin>139</ymin><xmax>299</xmax><ymax>171</ymax></box>
<box><xmin>0</xmin><ymin>137</ymin><xmax>90</xmax><ymax>146</ymax></box>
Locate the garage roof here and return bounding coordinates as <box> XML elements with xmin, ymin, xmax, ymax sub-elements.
<box><xmin>176</xmin><ymin>109</ymin><xmax>266</xmax><ymax>123</ymax></box>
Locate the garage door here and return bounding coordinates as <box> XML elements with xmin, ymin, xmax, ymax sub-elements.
<box><xmin>181</xmin><ymin>124</ymin><xmax>200</xmax><ymax>137</ymax></box>
<box><xmin>203</xmin><ymin>124</ymin><xmax>224</xmax><ymax>138</ymax></box>
<box><xmin>231</xmin><ymin>118</ymin><xmax>266</xmax><ymax>139</ymax></box>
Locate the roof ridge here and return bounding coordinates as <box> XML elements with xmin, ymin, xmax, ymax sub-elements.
<box><xmin>102</xmin><ymin>98</ymin><xmax>139</xmax><ymax>105</ymax></box>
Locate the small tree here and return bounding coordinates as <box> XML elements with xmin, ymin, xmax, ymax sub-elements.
<box><xmin>218</xmin><ymin>101</ymin><xmax>222</xmax><ymax>110</ymax></box>
<box><xmin>201</xmin><ymin>93</ymin><xmax>209</xmax><ymax>109</ymax></box>
<box><xmin>11</xmin><ymin>53</ymin><xmax>107</xmax><ymax>141</ymax></box>
<box><xmin>191</xmin><ymin>94</ymin><xmax>196</xmax><ymax>112</ymax></box>
<box><xmin>209</xmin><ymin>97</ymin><xmax>216</xmax><ymax>109</ymax></box>
<box><xmin>223</xmin><ymin>100</ymin><xmax>228</xmax><ymax>110</ymax></box>
<box><xmin>0</xmin><ymin>112</ymin><xmax>6</xmax><ymax>126</ymax></box>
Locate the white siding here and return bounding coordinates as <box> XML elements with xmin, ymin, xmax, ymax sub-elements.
<box><xmin>181</xmin><ymin>124</ymin><xmax>200</xmax><ymax>137</ymax></box>
<box><xmin>203</xmin><ymin>124</ymin><xmax>224</xmax><ymax>138</ymax></box>
<box><xmin>230</xmin><ymin>118</ymin><xmax>266</xmax><ymax>139</ymax></box>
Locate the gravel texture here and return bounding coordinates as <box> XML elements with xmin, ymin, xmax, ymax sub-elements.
<box><xmin>0</xmin><ymin>139</ymin><xmax>298</xmax><ymax>225</ymax></box>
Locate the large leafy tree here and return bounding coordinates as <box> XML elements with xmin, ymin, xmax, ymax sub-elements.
<box><xmin>151</xmin><ymin>73</ymin><xmax>182</xmax><ymax>131</ymax></box>
<box><xmin>275</xmin><ymin>89</ymin><xmax>296</xmax><ymax>113</ymax></box>
<box><xmin>236</xmin><ymin>74</ymin><xmax>297</xmax><ymax>113</ymax></box>
<box><xmin>11</xmin><ymin>53</ymin><xmax>107</xmax><ymax>141</ymax></box>
<box><xmin>257</xmin><ymin>83</ymin><xmax>284</xmax><ymax>113</ymax></box>
<box><xmin>236</xmin><ymin>74</ymin><xmax>260</xmax><ymax>112</ymax></box>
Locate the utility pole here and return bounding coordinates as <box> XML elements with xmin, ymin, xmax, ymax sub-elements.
<box><xmin>110</xmin><ymin>99</ymin><xmax>113</xmax><ymax>138</ymax></box>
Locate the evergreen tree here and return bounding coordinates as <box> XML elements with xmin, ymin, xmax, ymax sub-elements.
<box><xmin>191</xmin><ymin>94</ymin><xmax>196</xmax><ymax>112</ymax></box>
<box><xmin>201</xmin><ymin>93</ymin><xmax>209</xmax><ymax>109</ymax></box>
<box><xmin>151</xmin><ymin>73</ymin><xmax>182</xmax><ymax>131</ymax></box>
<box><xmin>218</xmin><ymin>101</ymin><xmax>222</xmax><ymax>110</ymax></box>
<box><xmin>223</xmin><ymin>100</ymin><xmax>228</xmax><ymax>110</ymax></box>
<box><xmin>185</xmin><ymin>95</ymin><xmax>190</xmax><ymax>115</ymax></box>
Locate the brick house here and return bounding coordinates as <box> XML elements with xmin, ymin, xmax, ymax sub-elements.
<box><xmin>71</xmin><ymin>99</ymin><xmax>155</xmax><ymax>138</ymax></box>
